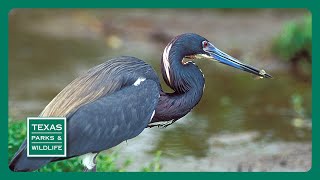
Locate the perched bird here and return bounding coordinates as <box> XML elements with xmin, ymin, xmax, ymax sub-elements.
<box><xmin>9</xmin><ymin>33</ymin><xmax>271</xmax><ymax>172</ymax></box>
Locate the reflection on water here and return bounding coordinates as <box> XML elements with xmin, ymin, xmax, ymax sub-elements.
<box><xmin>151</xmin><ymin>70</ymin><xmax>311</xmax><ymax>158</ymax></box>
<box><xmin>9</xmin><ymin>9</ymin><xmax>311</xmax><ymax>171</ymax></box>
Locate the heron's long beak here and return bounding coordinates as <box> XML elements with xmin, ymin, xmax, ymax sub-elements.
<box><xmin>205</xmin><ymin>43</ymin><xmax>272</xmax><ymax>78</ymax></box>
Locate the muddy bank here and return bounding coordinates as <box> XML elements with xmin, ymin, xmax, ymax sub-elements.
<box><xmin>115</xmin><ymin>129</ymin><xmax>311</xmax><ymax>172</ymax></box>
<box><xmin>158</xmin><ymin>142</ymin><xmax>311</xmax><ymax>172</ymax></box>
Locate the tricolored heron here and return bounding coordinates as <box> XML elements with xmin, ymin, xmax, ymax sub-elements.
<box><xmin>9</xmin><ymin>33</ymin><xmax>271</xmax><ymax>172</ymax></box>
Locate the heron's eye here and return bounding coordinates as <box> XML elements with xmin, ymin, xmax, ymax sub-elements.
<box><xmin>202</xmin><ymin>41</ymin><xmax>208</xmax><ymax>48</ymax></box>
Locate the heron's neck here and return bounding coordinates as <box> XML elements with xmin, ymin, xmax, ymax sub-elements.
<box><xmin>151</xmin><ymin>44</ymin><xmax>205</xmax><ymax>124</ymax></box>
<box><xmin>152</xmin><ymin>82</ymin><xmax>204</xmax><ymax>123</ymax></box>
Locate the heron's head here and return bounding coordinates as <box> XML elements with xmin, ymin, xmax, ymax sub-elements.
<box><xmin>172</xmin><ymin>33</ymin><xmax>272</xmax><ymax>78</ymax></box>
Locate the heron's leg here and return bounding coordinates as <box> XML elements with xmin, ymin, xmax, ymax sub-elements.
<box><xmin>82</xmin><ymin>153</ymin><xmax>99</xmax><ymax>172</ymax></box>
<box><xmin>83</xmin><ymin>167</ymin><xmax>89</xmax><ymax>172</ymax></box>
<box><xmin>91</xmin><ymin>154</ymin><xmax>98</xmax><ymax>172</ymax></box>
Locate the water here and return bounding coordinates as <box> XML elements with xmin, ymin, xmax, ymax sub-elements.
<box><xmin>9</xmin><ymin>9</ymin><xmax>311</xmax><ymax>171</ymax></box>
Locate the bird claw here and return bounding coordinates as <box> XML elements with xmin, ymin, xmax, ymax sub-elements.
<box><xmin>158</xmin><ymin>120</ymin><xmax>176</xmax><ymax>128</ymax></box>
<box><xmin>147</xmin><ymin>120</ymin><xmax>176</xmax><ymax>128</ymax></box>
<box><xmin>83</xmin><ymin>166</ymin><xmax>96</xmax><ymax>172</ymax></box>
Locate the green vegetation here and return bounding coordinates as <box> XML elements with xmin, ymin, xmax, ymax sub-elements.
<box><xmin>272</xmin><ymin>14</ymin><xmax>312</xmax><ymax>80</ymax></box>
<box><xmin>272</xmin><ymin>14</ymin><xmax>311</xmax><ymax>62</ymax></box>
<box><xmin>291</xmin><ymin>93</ymin><xmax>305</xmax><ymax>119</ymax></box>
<box><xmin>141</xmin><ymin>151</ymin><xmax>162</xmax><ymax>172</ymax></box>
<box><xmin>290</xmin><ymin>93</ymin><xmax>311</xmax><ymax>129</ymax></box>
<box><xmin>8</xmin><ymin>119</ymin><xmax>162</xmax><ymax>172</ymax></box>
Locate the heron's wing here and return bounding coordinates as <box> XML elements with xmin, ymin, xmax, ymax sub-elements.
<box><xmin>64</xmin><ymin>79</ymin><xmax>159</xmax><ymax>157</ymax></box>
<box><xmin>9</xmin><ymin>80</ymin><xmax>159</xmax><ymax>171</ymax></box>
<box><xmin>40</xmin><ymin>57</ymin><xmax>157</xmax><ymax>117</ymax></box>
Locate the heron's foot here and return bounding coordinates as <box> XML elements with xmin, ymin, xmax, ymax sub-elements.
<box><xmin>147</xmin><ymin>120</ymin><xmax>177</xmax><ymax>128</ymax></box>
<box><xmin>83</xmin><ymin>165</ymin><xmax>96</xmax><ymax>172</ymax></box>
<box><xmin>161</xmin><ymin>120</ymin><xmax>176</xmax><ymax>128</ymax></box>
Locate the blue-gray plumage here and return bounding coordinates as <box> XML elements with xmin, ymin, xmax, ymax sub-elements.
<box><xmin>67</xmin><ymin>80</ymin><xmax>159</xmax><ymax>155</ymax></box>
<box><xmin>9</xmin><ymin>33</ymin><xmax>271</xmax><ymax>172</ymax></box>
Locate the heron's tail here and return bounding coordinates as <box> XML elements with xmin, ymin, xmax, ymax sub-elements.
<box><xmin>9</xmin><ymin>140</ymin><xmax>52</xmax><ymax>172</ymax></box>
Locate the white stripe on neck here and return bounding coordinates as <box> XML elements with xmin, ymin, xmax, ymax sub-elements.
<box><xmin>162</xmin><ymin>43</ymin><xmax>173</xmax><ymax>84</ymax></box>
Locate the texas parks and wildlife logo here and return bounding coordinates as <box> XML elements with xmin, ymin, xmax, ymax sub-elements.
<box><xmin>27</xmin><ymin>117</ymin><xmax>67</xmax><ymax>157</ymax></box>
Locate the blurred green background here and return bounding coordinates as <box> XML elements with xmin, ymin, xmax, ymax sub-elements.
<box><xmin>9</xmin><ymin>9</ymin><xmax>311</xmax><ymax>172</ymax></box>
